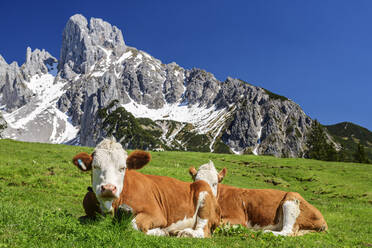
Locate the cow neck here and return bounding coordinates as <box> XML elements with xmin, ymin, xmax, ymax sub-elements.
<box><xmin>115</xmin><ymin>169</ymin><xmax>141</xmax><ymax>208</ymax></box>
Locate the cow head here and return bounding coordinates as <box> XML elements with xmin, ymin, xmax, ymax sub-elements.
<box><xmin>189</xmin><ymin>160</ymin><xmax>227</xmax><ymax>197</ymax></box>
<box><xmin>72</xmin><ymin>138</ymin><xmax>151</xmax><ymax>213</ymax></box>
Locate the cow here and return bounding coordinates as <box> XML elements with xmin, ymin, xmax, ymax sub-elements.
<box><xmin>189</xmin><ymin>161</ymin><xmax>328</xmax><ymax>236</ymax></box>
<box><xmin>72</xmin><ymin>138</ymin><xmax>220</xmax><ymax>238</ymax></box>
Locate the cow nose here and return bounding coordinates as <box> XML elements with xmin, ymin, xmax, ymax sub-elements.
<box><xmin>101</xmin><ymin>184</ymin><xmax>117</xmax><ymax>194</ymax></box>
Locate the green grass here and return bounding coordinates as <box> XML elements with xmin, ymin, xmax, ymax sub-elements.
<box><xmin>0</xmin><ymin>139</ymin><xmax>371</xmax><ymax>247</ymax></box>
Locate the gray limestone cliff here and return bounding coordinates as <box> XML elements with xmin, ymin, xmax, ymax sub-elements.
<box><xmin>0</xmin><ymin>48</ymin><xmax>57</xmax><ymax>111</ymax></box>
<box><xmin>58</xmin><ymin>14</ymin><xmax>126</xmax><ymax>78</ymax></box>
<box><xmin>0</xmin><ymin>56</ymin><xmax>32</xmax><ymax>111</ymax></box>
<box><xmin>1</xmin><ymin>14</ymin><xmax>315</xmax><ymax>157</ymax></box>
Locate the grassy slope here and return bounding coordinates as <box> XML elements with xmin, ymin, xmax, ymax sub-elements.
<box><xmin>325</xmin><ymin>122</ymin><xmax>372</xmax><ymax>161</ymax></box>
<box><xmin>0</xmin><ymin>139</ymin><xmax>371</xmax><ymax>247</ymax></box>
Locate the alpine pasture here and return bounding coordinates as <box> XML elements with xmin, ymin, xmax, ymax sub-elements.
<box><xmin>0</xmin><ymin>139</ymin><xmax>371</xmax><ymax>247</ymax></box>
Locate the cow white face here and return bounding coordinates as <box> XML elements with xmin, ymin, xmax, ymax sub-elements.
<box><xmin>189</xmin><ymin>161</ymin><xmax>226</xmax><ymax>197</ymax></box>
<box><xmin>91</xmin><ymin>147</ymin><xmax>127</xmax><ymax>203</ymax></box>
<box><xmin>72</xmin><ymin>138</ymin><xmax>151</xmax><ymax>214</ymax></box>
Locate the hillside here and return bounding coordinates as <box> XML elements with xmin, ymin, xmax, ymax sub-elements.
<box><xmin>0</xmin><ymin>139</ymin><xmax>371</xmax><ymax>247</ymax></box>
<box><xmin>325</xmin><ymin>122</ymin><xmax>372</xmax><ymax>161</ymax></box>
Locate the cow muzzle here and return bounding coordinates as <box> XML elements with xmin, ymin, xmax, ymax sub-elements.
<box><xmin>100</xmin><ymin>184</ymin><xmax>118</xmax><ymax>199</ymax></box>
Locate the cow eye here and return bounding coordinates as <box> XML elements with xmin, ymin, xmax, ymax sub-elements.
<box><xmin>93</xmin><ymin>164</ymin><xmax>100</xmax><ymax>170</ymax></box>
<box><xmin>119</xmin><ymin>167</ymin><xmax>125</xmax><ymax>173</ymax></box>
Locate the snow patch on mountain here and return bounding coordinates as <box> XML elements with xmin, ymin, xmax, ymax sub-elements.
<box><xmin>122</xmin><ymin>99</ymin><xmax>227</xmax><ymax>135</ymax></box>
<box><xmin>252</xmin><ymin>119</ymin><xmax>263</xmax><ymax>155</ymax></box>
<box><xmin>1</xmin><ymin>70</ymin><xmax>78</xmax><ymax>144</ymax></box>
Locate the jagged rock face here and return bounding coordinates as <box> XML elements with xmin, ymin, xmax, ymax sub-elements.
<box><xmin>1</xmin><ymin>14</ymin><xmax>316</xmax><ymax>157</ymax></box>
<box><xmin>0</xmin><ymin>48</ymin><xmax>57</xmax><ymax>111</ymax></box>
<box><xmin>22</xmin><ymin>47</ymin><xmax>58</xmax><ymax>79</ymax></box>
<box><xmin>217</xmin><ymin>78</ymin><xmax>312</xmax><ymax>156</ymax></box>
<box><xmin>59</xmin><ymin>14</ymin><xmax>126</xmax><ymax>78</ymax></box>
<box><xmin>55</xmin><ymin>15</ymin><xmax>314</xmax><ymax>156</ymax></box>
<box><xmin>0</xmin><ymin>57</ymin><xmax>32</xmax><ymax>111</ymax></box>
<box><xmin>163</xmin><ymin>62</ymin><xmax>185</xmax><ymax>104</ymax></box>
<box><xmin>0</xmin><ymin>112</ymin><xmax>6</xmax><ymax>138</ymax></box>
<box><xmin>184</xmin><ymin>69</ymin><xmax>220</xmax><ymax>108</ymax></box>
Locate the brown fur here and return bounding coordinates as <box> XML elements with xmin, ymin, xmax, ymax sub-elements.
<box><xmin>189</xmin><ymin>167</ymin><xmax>197</xmax><ymax>181</ymax></box>
<box><xmin>73</xmin><ymin>150</ymin><xmax>151</xmax><ymax>172</ymax></box>
<box><xmin>188</xmin><ymin>167</ymin><xmax>327</xmax><ymax>235</ymax></box>
<box><xmin>215</xmin><ymin>184</ymin><xmax>327</xmax><ymax>234</ymax></box>
<box><xmin>78</xmin><ymin>159</ymin><xmax>220</xmax><ymax>237</ymax></box>
<box><xmin>112</xmin><ymin>170</ymin><xmax>220</xmax><ymax>236</ymax></box>
<box><xmin>72</xmin><ymin>152</ymin><xmax>93</xmax><ymax>171</ymax></box>
<box><xmin>126</xmin><ymin>150</ymin><xmax>151</xmax><ymax>170</ymax></box>
<box><xmin>218</xmin><ymin>168</ymin><xmax>227</xmax><ymax>182</ymax></box>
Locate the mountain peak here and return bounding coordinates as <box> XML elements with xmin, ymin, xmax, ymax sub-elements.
<box><xmin>68</xmin><ymin>14</ymin><xmax>88</xmax><ymax>27</ymax></box>
<box><xmin>58</xmin><ymin>14</ymin><xmax>126</xmax><ymax>77</ymax></box>
<box><xmin>0</xmin><ymin>54</ymin><xmax>7</xmax><ymax>65</ymax></box>
<box><xmin>22</xmin><ymin>47</ymin><xmax>57</xmax><ymax>78</ymax></box>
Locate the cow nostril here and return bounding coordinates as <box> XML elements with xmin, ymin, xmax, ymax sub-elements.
<box><xmin>101</xmin><ymin>184</ymin><xmax>116</xmax><ymax>193</ymax></box>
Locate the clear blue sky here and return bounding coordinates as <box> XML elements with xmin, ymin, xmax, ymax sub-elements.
<box><xmin>0</xmin><ymin>0</ymin><xmax>371</xmax><ymax>130</ymax></box>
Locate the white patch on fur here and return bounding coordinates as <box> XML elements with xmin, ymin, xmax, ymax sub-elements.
<box><xmin>131</xmin><ymin>218</ymin><xmax>139</xmax><ymax>231</ymax></box>
<box><xmin>146</xmin><ymin>228</ymin><xmax>168</xmax><ymax>236</ymax></box>
<box><xmin>265</xmin><ymin>200</ymin><xmax>300</xmax><ymax>236</ymax></box>
<box><xmin>197</xmin><ymin>191</ymin><xmax>208</xmax><ymax>208</ymax></box>
<box><xmin>91</xmin><ymin>138</ymin><xmax>128</xmax><ymax>212</ymax></box>
<box><xmin>98</xmin><ymin>199</ymin><xmax>113</xmax><ymax>213</ymax></box>
<box><xmin>194</xmin><ymin>161</ymin><xmax>219</xmax><ymax>196</ymax></box>
<box><xmin>177</xmin><ymin>216</ymin><xmax>208</xmax><ymax>238</ymax></box>
<box><xmin>165</xmin><ymin>216</ymin><xmax>195</xmax><ymax>234</ymax></box>
<box><xmin>166</xmin><ymin>191</ymin><xmax>209</xmax><ymax>237</ymax></box>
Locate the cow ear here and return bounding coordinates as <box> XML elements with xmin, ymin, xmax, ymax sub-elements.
<box><xmin>127</xmin><ymin>150</ymin><xmax>151</xmax><ymax>170</ymax></box>
<box><xmin>189</xmin><ymin>166</ymin><xmax>197</xmax><ymax>179</ymax></box>
<box><xmin>72</xmin><ymin>152</ymin><xmax>93</xmax><ymax>171</ymax></box>
<box><xmin>218</xmin><ymin>168</ymin><xmax>227</xmax><ymax>182</ymax></box>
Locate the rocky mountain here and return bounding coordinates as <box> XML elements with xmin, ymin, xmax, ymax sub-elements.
<box><xmin>0</xmin><ymin>14</ymin><xmax>315</xmax><ymax>157</ymax></box>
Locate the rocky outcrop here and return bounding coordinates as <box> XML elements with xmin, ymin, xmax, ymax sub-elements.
<box><xmin>22</xmin><ymin>47</ymin><xmax>58</xmax><ymax>79</ymax></box>
<box><xmin>1</xmin><ymin>14</ymin><xmax>316</xmax><ymax>157</ymax></box>
<box><xmin>0</xmin><ymin>112</ymin><xmax>6</xmax><ymax>138</ymax></box>
<box><xmin>0</xmin><ymin>48</ymin><xmax>57</xmax><ymax>112</ymax></box>
<box><xmin>0</xmin><ymin>56</ymin><xmax>32</xmax><ymax>111</ymax></box>
<box><xmin>54</xmin><ymin>14</ymin><xmax>315</xmax><ymax>156</ymax></box>
<box><xmin>58</xmin><ymin>14</ymin><xmax>126</xmax><ymax>78</ymax></box>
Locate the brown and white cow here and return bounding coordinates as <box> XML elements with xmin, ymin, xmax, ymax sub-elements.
<box><xmin>72</xmin><ymin>138</ymin><xmax>220</xmax><ymax>238</ymax></box>
<box><xmin>189</xmin><ymin>161</ymin><xmax>328</xmax><ymax>236</ymax></box>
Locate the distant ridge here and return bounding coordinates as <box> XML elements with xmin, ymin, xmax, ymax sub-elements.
<box><xmin>325</xmin><ymin>122</ymin><xmax>372</xmax><ymax>161</ymax></box>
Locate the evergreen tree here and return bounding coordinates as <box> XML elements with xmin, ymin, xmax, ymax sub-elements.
<box><xmin>353</xmin><ymin>144</ymin><xmax>368</xmax><ymax>163</ymax></box>
<box><xmin>306</xmin><ymin>120</ymin><xmax>338</xmax><ymax>161</ymax></box>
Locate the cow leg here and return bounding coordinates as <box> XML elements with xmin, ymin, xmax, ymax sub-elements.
<box><xmin>134</xmin><ymin>212</ymin><xmax>168</xmax><ymax>236</ymax></box>
<box><xmin>177</xmin><ymin>191</ymin><xmax>215</xmax><ymax>238</ymax></box>
<box><xmin>117</xmin><ymin>204</ymin><xmax>167</xmax><ymax>236</ymax></box>
<box><xmin>290</xmin><ymin>194</ymin><xmax>328</xmax><ymax>233</ymax></box>
<box><xmin>265</xmin><ymin>193</ymin><xmax>301</xmax><ymax>236</ymax></box>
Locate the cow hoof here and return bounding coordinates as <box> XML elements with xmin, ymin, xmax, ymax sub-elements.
<box><xmin>176</xmin><ymin>228</ymin><xmax>204</xmax><ymax>238</ymax></box>
<box><xmin>264</xmin><ymin>230</ymin><xmax>290</xmax><ymax>236</ymax></box>
<box><xmin>147</xmin><ymin>228</ymin><xmax>168</xmax><ymax>236</ymax></box>
<box><xmin>177</xmin><ymin>229</ymin><xmax>194</xmax><ymax>238</ymax></box>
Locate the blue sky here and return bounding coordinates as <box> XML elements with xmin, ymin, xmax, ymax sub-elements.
<box><xmin>0</xmin><ymin>0</ymin><xmax>371</xmax><ymax>130</ymax></box>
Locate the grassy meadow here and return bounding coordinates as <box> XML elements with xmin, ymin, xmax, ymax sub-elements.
<box><xmin>0</xmin><ymin>139</ymin><xmax>371</xmax><ymax>247</ymax></box>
